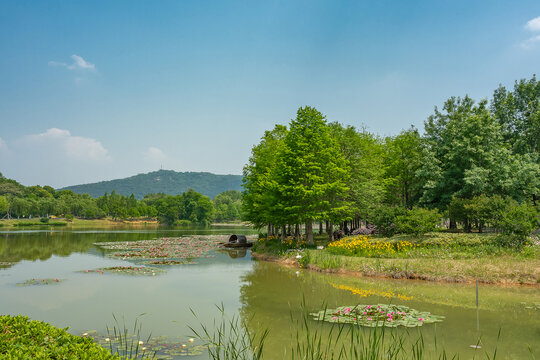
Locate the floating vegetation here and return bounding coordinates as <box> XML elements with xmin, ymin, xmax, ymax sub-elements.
<box><xmin>95</xmin><ymin>236</ymin><xmax>226</xmax><ymax>260</ymax></box>
<box><xmin>83</xmin><ymin>331</ymin><xmax>206</xmax><ymax>358</ymax></box>
<box><xmin>311</xmin><ymin>304</ymin><xmax>444</xmax><ymax>328</ymax></box>
<box><xmin>17</xmin><ymin>278</ymin><xmax>64</xmax><ymax>286</ymax></box>
<box><xmin>78</xmin><ymin>266</ymin><xmax>165</xmax><ymax>276</ymax></box>
<box><xmin>140</xmin><ymin>260</ymin><xmax>197</xmax><ymax>265</ymax></box>
<box><xmin>330</xmin><ymin>283</ymin><xmax>414</xmax><ymax>301</ymax></box>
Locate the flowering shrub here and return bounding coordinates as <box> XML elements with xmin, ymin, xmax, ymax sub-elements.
<box><xmin>327</xmin><ymin>236</ymin><xmax>414</xmax><ymax>257</ymax></box>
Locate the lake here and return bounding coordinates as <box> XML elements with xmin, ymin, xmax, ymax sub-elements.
<box><xmin>0</xmin><ymin>226</ymin><xmax>538</xmax><ymax>359</ymax></box>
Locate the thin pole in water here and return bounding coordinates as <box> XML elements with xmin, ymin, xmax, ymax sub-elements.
<box><xmin>476</xmin><ymin>279</ymin><xmax>479</xmax><ymax>307</ymax></box>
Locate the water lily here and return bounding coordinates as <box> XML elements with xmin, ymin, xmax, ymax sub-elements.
<box><xmin>188</xmin><ymin>338</ymin><xmax>194</xmax><ymax>343</ymax></box>
<box><xmin>138</xmin><ymin>341</ymin><xmax>143</xmax><ymax>345</ymax></box>
<box><xmin>105</xmin><ymin>338</ymin><xmax>110</xmax><ymax>342</ymax></box>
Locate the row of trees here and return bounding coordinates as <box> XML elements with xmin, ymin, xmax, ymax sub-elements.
<box><xmin>242</xmin><ymin>76</ymin><xmax>540</xmax><ymax>243</ymax></box>
<box><xmin>0</xmin><ymin>173</ymin><xmax>243</xmax><ymax>225</ymax></box>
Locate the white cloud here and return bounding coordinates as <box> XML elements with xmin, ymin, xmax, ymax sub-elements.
<box><xmin>143</xmin><ymin>146</ymin><xmax>167</xmax><ymax>164</ymax></box>
<box><xmin>521</xmin><ymin>34</ymin><xmax>540</xmax><ymax>49</ymax></box>
<box><xmin>525</xmin><ymin>16</ymin><xmax>540</xmax><ymax>32</ymax></box>
<box><xmin>23</xmin><ymin>128</ymin><xmax>110</xmax><ymax>162</ymax></box>
<box><xmin>68</xmin><ymin>55</ymin><xmax>95</xmax><ymax>70</ymax></box>
<box><xmin>48</xmin><ymin>54</ymin><xmax>95</xmax><ymax>71</ymax></box>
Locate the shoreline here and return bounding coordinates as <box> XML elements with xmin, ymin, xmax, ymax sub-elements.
<box><xmin>251</xmin><ymin>251</ymin><xmax>540</xmax><ymax>287</ymax></box>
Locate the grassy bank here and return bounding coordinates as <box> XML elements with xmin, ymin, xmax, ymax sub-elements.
<box><xmin>0</xmin><ymin>217</ymin><xmax>159</xmax><ymax>228</ymax></box>
<box><xmin>252</xmin><ymin>232</ymin><xmax>540</xmax><ymax>285</ymax></box>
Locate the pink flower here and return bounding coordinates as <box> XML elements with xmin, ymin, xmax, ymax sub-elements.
<box><xmin>366</xmin><ymin>305</ymin><xmax>372</xmax><ymax>309</ymax></box>
<box><xmin>362</xmin><ymin>312</ymin><xmax>367</xmax><ymax>315</ymax></box>
<box><xmin>332</xmin><ymin>316</ymin><xmax>338</xmax><ymax>320</ymax></box>
<box><xmin>419</xmin><ymin>318</ymin><xmax>424</xmax><ymax>322</ymax></box>
<box><xmin>367</xmin><ymin>317</ymin><xmax>372</xmax><ymax>321</ymax></box>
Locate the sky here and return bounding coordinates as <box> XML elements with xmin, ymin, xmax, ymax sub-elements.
<box><xmin>1</xmin><ymin>0</ymin><xmax>540</xmax><ymax>188</ymax></box>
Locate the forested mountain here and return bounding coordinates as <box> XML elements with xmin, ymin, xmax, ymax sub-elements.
<box><xmin>59</xmin><ymin>170</ymin><xmax>242</xmax><ymax>199</ymax></box>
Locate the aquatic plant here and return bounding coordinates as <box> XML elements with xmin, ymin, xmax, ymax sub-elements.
<box><xmin>16</xmin><ymin>278</ymin><xmax>64</xmax><ymax>286</ymax></box>
<box><xmin>189</xmin><ymin>304</ymin><xmax>268</xmax><ymax>360</ymax></box>
<box><xmin>311</xmin><ymin>304</ymin><xmax>444</xmax><ymax>328</ymax></box>
<box><xmin>140</xmin><ymin>260</ymin><xmax>197</xmax><ymax>265</ymax></box>
<box><xmin>79</xmin><ymin>266</ymin><xmax>165</xmax><ymax>276</ymax></box>
<box><xmin>96</xmin><ymin>236</ymin><xmax>223</xmax><ymax>260</ymax></box>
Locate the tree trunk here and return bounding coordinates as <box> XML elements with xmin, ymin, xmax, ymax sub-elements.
<box><xmin>281</xmin><ymin>225</ymin><xmax>286</xmax><ymax>241</ymax></box>
<box><xmin>328</xmin><ymin>222</ymin><xmax>334</xmax><ymax>241</ymax></box>
<box><xmin>287</xmin><ymin>224</ymin><xmax>291</xmax><ymax>236</ymax></box>
<box><xmin>294</xmin><ymin>224</ymin><xmax>300</xmax><ymax>240</ymax></box>
<box><xmin>306</xmin><ymin>221</ymin><xmax>314</xmax><ymax>245</ymax></box>
<box><xmin>326</xmin><ymin>220</ymin><xmax>330</xmax><ymax>235</ymax></box>
<box><xmin>319</xmin><ymin>221</ymin><xmax>323</xmax><ymax>235</ymax></box>
<box><xmin>267</xmin><ymin>223</ymin><xmax>271</xmax><ymax>239</ymax></box>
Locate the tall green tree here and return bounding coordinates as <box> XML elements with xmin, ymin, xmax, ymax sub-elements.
<box><xmin>242</xmin><ymin>125</ymin><xmax>288</xmax><ymax>233</ymax></box>
<box><xmin>275</xmin><ymin>106</ymin><xmax>350</xmax><ymax>243</ymax></box>
<box><xmin>329</xmin><ymin>123</ymin><xmax>386</xmax><ymax>225</ymax></box>
<box><xmin>383</xmin><ymin>127</ymin><xmax>423</xmax><ymax>208</ymax></box>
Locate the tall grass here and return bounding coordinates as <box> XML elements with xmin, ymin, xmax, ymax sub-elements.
<box><xmin>106</xmin><ymin>314</ymin><xmax>156</xmax><ymax>359</ymax></box>
<box><xmin>189</xmin><ymin>304</ymin><xmax>269</xmax><ymax>360</ymax></box>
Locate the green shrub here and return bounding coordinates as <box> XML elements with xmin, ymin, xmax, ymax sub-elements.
<box><xmin>370</xmin><ymin>206</ymin><xmax>406</xmax><ymax>237</ymax></box>
<box><xmin>0</xmin><ymin>315</ymin><xmax>119</xmax><ymax>359</ymax></box>
<box><xmin>497</xmin><ymin>202</ymin><xmax>539</xmax><ymax>248</ymax></box>
<box><xmin>395</xmin><ymin>208</ymin><xmax>441</xmax><ymax>236</ymax></box>
<box><xmin>65</xmin><ymin>213</ymin><xmax>74</xmax><ymax>221</ymax></box>
<box><xmin>39</xmin><ymin>217</ymin><xmax>49</xmax><ymax>223</ymax></box>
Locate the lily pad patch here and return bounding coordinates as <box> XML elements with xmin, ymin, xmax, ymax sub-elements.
<box><xmin>17</xmin><ymin>278</ymin><xmax>64</xmax><ymax>286</ymax></box>
<box><xmin>78</xmin><ymin>266</ymin><xmax>165</xmax><ymax>276</ymax></box>
<box><xmin>95</xmin><ymin>236</ymin><xmax>225</xmax><ymax>260</ymax></box>
<box><xmin>140</xmin><ymin>260</ymin><xmax>197</xmax><ymax>265</ymax></box>
<box><xmin>311</xmin><ymin>304</ymin><xmax>444</xmax><ymax>328</ymax></box>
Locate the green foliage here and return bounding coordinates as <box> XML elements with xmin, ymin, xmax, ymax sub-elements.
<box><xmin>213</xmin><ymin>190</ymin><xmax>242</xmax><ymax>222</ymax></box>
<box><xmin>369</xmin><ymin>205</ymin><xmax>406</xmax><ymax>237</ymax></box>
<box><xmin>495</xmin><ymin>201</ymin><xmax>539</xmax><ymax>248</ymax></box>
<box><xmin>0</xmin><ymin>195</ymin><xmax>9</xmax><ymax>216</ymax></box>
<box><xmin>277</xmin><ymin>107</ymin><xmax>350</xmax><ymax>231</ymax></box>
<box><xmin>59</xmin><ymin>169</ymin><xmax>242</xmax><ymax>199</ymax></box>
<box><xmin>0</xmin><ymin>315</ymin><xmax>119</xmax><ymax>359</ymax></box>
<box><xmin>395</xmin><ymin>208</ymin><xmax>441</xmax><ymax>236</ymax></box>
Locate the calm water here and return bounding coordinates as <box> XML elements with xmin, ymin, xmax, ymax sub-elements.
<box><xmin>0</xmin><ymin>227</ymin><xmax>538</xmax><ymax>359</ymax></box>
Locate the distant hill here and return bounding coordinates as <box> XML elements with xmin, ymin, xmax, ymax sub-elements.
<box><xmin>59</xmin><ymin>170</ymin><xmax>243</xmax><ymax>199</ymax></box>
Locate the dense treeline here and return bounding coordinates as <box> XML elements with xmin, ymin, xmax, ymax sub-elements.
<box><xmin>242</xmin><ymin>76</ymin><xmax>540</xmax><ymax>244</ymax></box>
<box><xmin>0</xmin><ymin>174</ymin><xmax>242</xmax><ymax>225</ymax></box>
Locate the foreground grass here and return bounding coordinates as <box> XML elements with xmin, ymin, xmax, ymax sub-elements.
<box><xmin>253</xmin><ymin>232</ymin><xmax>540</xmax><ymax>285</ymax></box>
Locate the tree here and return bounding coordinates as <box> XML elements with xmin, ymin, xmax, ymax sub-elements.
<box><xmin>242</xmin><ymin>125</ymin><xmax>288</xmax><ymax>234</ymax></box>
<box><xmin>419</xmin><ymin>96</ymin><xmax>537</xmax><ymax>207</ymax></box>
<box><xmin>275</xmin><ymin>106</ymin><xmax>350</xmax><ymax>244</ymax></box>
<box><xmin>383</xmin><ymin>127</ymin><xmax>423</xmax><ymax>208</ymax></box>
<box><xmin>0</xmin><ymin>195</ymin><xmax>9</xmax><ymax>217</ymax></box>
<box><xmin>329</xmin><ymin>122</ymin><xmax>386</xmax><ymax>227</ymax></box>
<box><xmin>492</xmin><ymin>75</ymin><xmax>540</xmax><ymax>204</ymax></box>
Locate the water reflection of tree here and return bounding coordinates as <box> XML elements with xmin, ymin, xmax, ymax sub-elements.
<box><xmin>0</xmin><ymin>231</ymin><xmax>164</xmax><ymax>268</ymax></box>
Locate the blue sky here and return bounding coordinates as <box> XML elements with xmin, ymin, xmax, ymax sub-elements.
<box><xmin>1</xmin><ymin>0</ymin><xmax>539</xmax><ymax>188</ymax></box>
